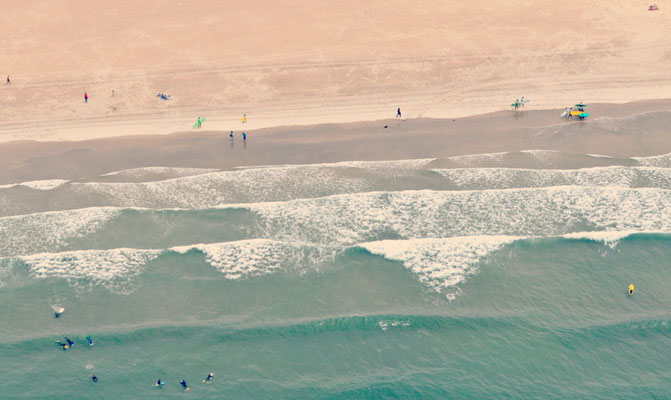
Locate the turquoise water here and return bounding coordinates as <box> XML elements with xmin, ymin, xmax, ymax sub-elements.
<box><xmin>1</xmin><ymin>151</ymin><xmax>670</xmax><ymax>398</ymax></box>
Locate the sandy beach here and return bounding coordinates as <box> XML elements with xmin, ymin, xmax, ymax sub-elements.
<box><xmin>1</xmin><ymin>99</ymin><xmax>671</xmax><ymax>184</ymax></box>
<box><xmin>2</xmin><ymin>0</ymin><xmax>671</xmax><ymax>143</ymax></box>
<box><xmin>4</xmin><ymin>2</ymin><xmax>671</xmax><ymax>399</ymax></box>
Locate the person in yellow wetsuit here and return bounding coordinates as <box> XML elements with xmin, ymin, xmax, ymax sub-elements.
<box><xmin>628</xmin><ymin>284</ymin><xmax>635</xmax><ymax>295</ymax></box>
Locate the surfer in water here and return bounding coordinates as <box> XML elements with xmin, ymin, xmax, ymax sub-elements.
<box><xmin>156</xmin><ymin>379</ymin><xmax>166</xmax><ymax>387</ymax></box>
<box><xmin>203</xmin><ymin>373</ymin><xmax>214</xmax><ymax>383</ymax></box>
<box><xmin>91</xmin><ymin>375</ymin><xmax>98</xmax><ymax>382</ymax></box>
<box><xmin>65</xmin><ymin>337</ymin><xmax>74</xmax><ymax>347</ymax></box>
<box><xmin>180</xmin><ymin>380</ymin><xmax>189</xmax><ymax>391</ymax></box>
<box><xmin>56</xmin><ymin>340</ymin><xmax>69</xmax><ymax>350</ymax></box>
<box><xmin>86</xmin><ymin>336</ymin><xmax>93</xmax><ymax>346</ymax></box>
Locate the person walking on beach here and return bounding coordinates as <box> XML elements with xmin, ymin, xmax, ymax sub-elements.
<box><xmin>112</xmin><ymin>89</ymin><xmax>114</xmax><ymax>97</ymax></box>
<box><xmin>521</xmin><ymin>96</ymin><xmax>525</xmax><ymax>107</ymax></box>
<box><xmin>6</xmin><ymin>75</ymin><xmax>9</xmax><ymax>85</ymax></box>
<box><xmin>84</xmin><ymin>92</ymin><xmax>88</xmax><ymax>103</ymax></box>
<box><xmin>242</xmin><ymin>132</ymin><xmax>247</xmax><ymax>141</ymax></box>
<box><xmin>242</xmin><ymin>114</ymin><xmax>247</xmax><ymax>124</ymax></box>
<box><xmin>396</xmin><ymin>107</ymin><xmax>402</xmax><ymax>118</ymax></box>
<box><xmin>229</xmin><ymin>131</ymin><xmax>234</xmax><ymax>139</ymax></box>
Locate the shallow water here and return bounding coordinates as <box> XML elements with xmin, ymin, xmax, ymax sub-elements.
<box><xmin>1</xmin><ymin>150</ymin><xmax>670</xmax><ymax>398</ymax></box>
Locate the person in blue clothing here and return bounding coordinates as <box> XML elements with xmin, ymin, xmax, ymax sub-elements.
<box><xmin>242</xmin><ymin>132</ymin><xmax>246</xmax><ymax>141</ymax></box>
<box><xmin>229</xmin><ymin>130</ymin><xmax>234</xmax><ymax>139</ymax></box>
<box><xmin>65</xmin><ymin>337</ymin><xmax>74</xmax><ymax>347</ymax></box>
<box><xmin>180</xmin><ymin>380</ymin><xmax>189</xmax><ymax>391</ymax></box>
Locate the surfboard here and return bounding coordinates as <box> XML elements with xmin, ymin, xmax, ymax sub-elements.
<box><xmin>51</xmin><ymin>305</ymin><xmax>65</xmax><ymax>314</ymax></box>
<box><xmin>560</xmin><ymin>110</ymin><xmax>569</xmax><ymax>118</ymax></box>
<box><xmin>193</xmin><ymin>117</ymin><xmax>206</xmax><ymax>128</ymax></box>
<box><xmin>570</xmin><ymin>111</ymin><xmax>582</xmax><ymax>116</ymax></box>
<box><xmin>579</xmin><ymin>113</ymin><xmax>589</xmax><ymax>118</ymax></box>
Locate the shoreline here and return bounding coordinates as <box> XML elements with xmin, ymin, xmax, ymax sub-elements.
<box><xmin>1</xmin><ymin>99</ymin><xmax>671</xmax><ymax>184</ymax></box>
<box><xmin>1</xmin><ymin>94</ymin><xmax>670</xmax><ymax>144</ymax></box>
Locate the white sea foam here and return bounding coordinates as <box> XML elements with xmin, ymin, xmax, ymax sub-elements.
<box><xmin>561</xmin><ymin>230</ymin><xmax>652</xmax><ymax>248</ymax></box>
<box><xmin>0</xmin><ymin>208</ymin><xmax>120</xmax><ymax>257</ymax></box>
<box><xmin>2</xmin><ymin>153</ymin><xmax>671</xmax><ymax>216</ymax></box>
<box><xmin>229</xmin><ymin>187</ymin><xmax>671</xmax><ymax>246</ymax></box>
<box><xmin>69</xmin><ymin>165</ymin><xmax>371</xmax><ymax>209</ymax></box>
<box><xmin>19</xmin><ymin>248</ymin><xmax>161</xmax><ymax>282</ymax></box>
<box><xmin>99</xmin><ymin>167</ymin><xmax>219</xmax><ymax>179</ymax></box>
<box><xmin>171</xmin><ymin>239</ymin><xmax>335</xmax><ymax>279</ymax></box>
<box><xmin>236</xmin><ymin>158</ymin><xmax>434</xmax><ymax>171</ymax></box>
<box><xmin>360</xmin><ymin>236</ymin><xmax>521</xmax><ymax>297</ymax></box>
<box><xmin>4</xmin><ymin>185</ymin><xmax>671</xmax><ymax>259</ymax></box>
<box><xmin>634</xmin><ymin>153</ymin><xmax>671</xmax><ymax>168</ymax></box>
<box><xmin>5</xmin><ymin>240</ymin><xmax>335</xmax><ymax>291</ymax></box>
<box><xmin>3</xmin><ymin>229</ymin><xmax>665</xmax><ymax>294</ymax></box>
<box><xmin>35</xmin><ymin>163</ymin><xmax>671</xmax><ymax>212</ymax></box>
<box><xmin>431</xmin><ymin>166</ymin><xmax>671</xmax><ymax>189</ymax></box>
<box><xmin>0</xmin><ymin>179</ymin><xmax>69</xmax><ymax>191</ymax></box>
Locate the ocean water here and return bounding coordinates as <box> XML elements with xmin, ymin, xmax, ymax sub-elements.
<box><xmin>0</xmin><ymin>150</ymin><xmax>670</xmax><ymax>399</ymax></box>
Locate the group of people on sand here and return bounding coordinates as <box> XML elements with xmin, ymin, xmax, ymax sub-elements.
<box><xmin>229</xmin><ymin>130</ymin><xmax>247</xmax><ymax>141</ymax></box>
<box><xmin>649</xmin><ymin>4</ymin><xmax>659</xmax><ymax>10</ymax></box>
<box><xmin>512</xmin><ymin>96</ymin><xmax>526</xmax><ymax>110</ymax></box>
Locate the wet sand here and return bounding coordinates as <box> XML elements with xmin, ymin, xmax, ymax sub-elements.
<box><xmin>1</xmin><ymin>99</ymin><xmax>670</xmax><ymax>185</ymax></box>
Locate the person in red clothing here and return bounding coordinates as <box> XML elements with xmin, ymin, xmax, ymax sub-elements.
<box><xmin>84</xmin><ymin>92</ymin><xmax>88</xmax><ymax>103</ymax></box>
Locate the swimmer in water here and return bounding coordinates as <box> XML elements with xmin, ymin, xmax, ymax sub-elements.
<box><xmin>180</xmin><ymin>380</ymin><xmax>189</xmax><ymax>391</ymax></box>
<box><xmin>91</xmin><ymin>376</ymin><xmax>99</xmax><ymax>382</ymax></box>
<box><xmin>203</xmin><ymin>372</ymin><xmax>214</xmax><ymax>383</ymax></box>
<box><xmin>56</xmin><ymin>340</ymin><xmax>69</xmax><ymax>350</ymax></box>
<box><xmin>65</xmin><ymin>337</ymin><xmax>74</xmax><ymax>347</ymax></box>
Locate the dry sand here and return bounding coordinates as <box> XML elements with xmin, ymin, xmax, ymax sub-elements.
<box><xmin>1</xmin><ymin>0</ymin><xmax>671</xmax><ymax>142</ymax></box>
